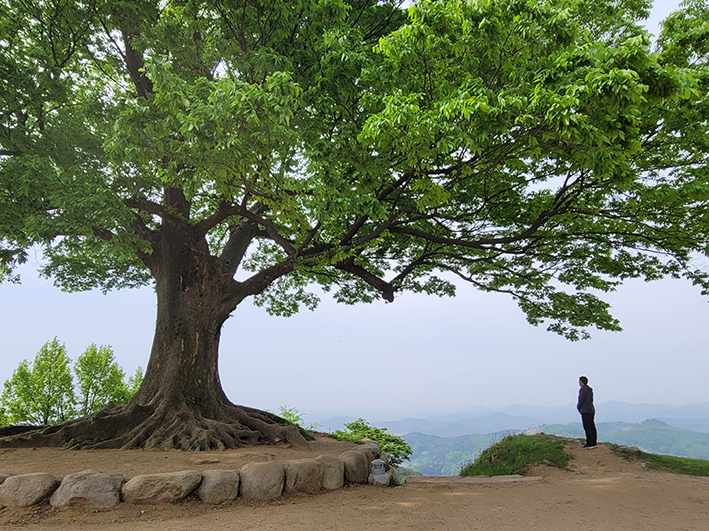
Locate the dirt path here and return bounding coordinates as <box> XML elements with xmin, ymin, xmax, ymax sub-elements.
<box><xmin>2</xmin><ymin>439</ymin><xmax>709</xmax><ymax>530</ymax></box>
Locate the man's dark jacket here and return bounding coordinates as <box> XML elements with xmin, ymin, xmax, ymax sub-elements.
<box><xmin>577</xmin><ymin>385</ymin><xmax>595</xmax><ymax>415</ymax></box>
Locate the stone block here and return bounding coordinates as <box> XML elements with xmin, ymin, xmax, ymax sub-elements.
<box><xmin>0</xmin><ymin>472</ymin><xmax>58</xmax><ymax>507</ymax></box>
<box><xmin>314</xmin><ymin>455</ymin><xmax>345</xmax><ymax>491</ymax></box>
<box><xmin>196</xmin><ymin>470</ymin><xmax>239</xmax><ymax>504</ymax></box>
<box><xmin>122</xmin><ymin>470</ymin><xmax>201</xmax><ymax>504</ymax></box>
<box><xmin>284</xmin><ymin>459</ymin><xmax>324</xmax><ymax>494</ymax></box>
<box><xmin>359</xmin><ymin>440</ymin><xmax>382</xmax><ymax>462</ymax></box>
<box><xmin>339</xmin><ymin>450</ymin><xmax>369</xmax><ymax>484</ymax></box>
<box><xmin>50</xmin><ymin>469</ymin><xmax>123</xmax><ymax>509</ymax></box>
<box><xmin>239</xmin><ymin>461</ymin><xmax>284</xmax><ymax>501</ymax></box>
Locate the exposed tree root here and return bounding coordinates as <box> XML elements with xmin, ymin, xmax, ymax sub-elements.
<box><xmin>0</xmin><ymin>402</ymin><xmax>308</xmax><ymax>450</ymax></box>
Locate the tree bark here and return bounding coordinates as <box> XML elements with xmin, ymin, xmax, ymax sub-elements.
<box><xmin>135</xmin><ymin>219</ymin><xmax>235</xmax><ymax>415</ymax></box>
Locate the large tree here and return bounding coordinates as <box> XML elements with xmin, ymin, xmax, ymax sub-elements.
<box><xmin>1</xmin><ymin>0</ymin><xmax>707</xmax><ymax>450</ymax></box>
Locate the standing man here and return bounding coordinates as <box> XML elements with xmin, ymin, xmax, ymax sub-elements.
<box><xmin>577</xmin><ymin>376</ymin><xmax>597</xmax><ymax>448</ymax></box>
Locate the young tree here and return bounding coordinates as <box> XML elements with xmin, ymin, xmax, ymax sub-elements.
<box><xmin>0</xmin><ymin>0</ymin><xmax>707</xmax><ymax>450</ymax></box>
<box><xmin>0</xmin><ymin>339</ymin><xmax>75</xmax><ymax>426</ymax></box>
<box><xmin>75</xmin><ymin>344</ymin><xmax>133</xmax><ymax>415</ymax></box>
<box><xmin>1</xmin><ymin>341</ymin><xmax>144</xmax><ymax>423</ymax></box>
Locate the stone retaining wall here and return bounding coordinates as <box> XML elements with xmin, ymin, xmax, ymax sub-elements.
<box><xmin>0</xmin><ymin>440</ymin><xmax>393</xmax><ymax>509</ymax></box>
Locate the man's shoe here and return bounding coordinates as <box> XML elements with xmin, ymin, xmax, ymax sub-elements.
<box><xmin>586</xmin><ymin>445</ymin><xmax>597</xmax><ymax>449</ymax></box>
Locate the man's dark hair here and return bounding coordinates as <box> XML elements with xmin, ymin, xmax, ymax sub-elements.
<box><xmin>579</xmin><ymin>376</ymin><xmax>589</xmax><ymax>385</ymax></box>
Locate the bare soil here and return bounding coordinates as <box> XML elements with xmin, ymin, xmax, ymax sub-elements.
<box><xmin>2</xmin><ymin>436</ymin><xmax>709</xmax><ymax>530</ymax></box>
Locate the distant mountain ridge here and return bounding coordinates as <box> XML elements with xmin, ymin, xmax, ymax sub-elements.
<box><xmin>363</xmin><ymin>412</ymin><xmax>542</xmax><ymax>438</ymax></box>
<box><xmin>318</xmin><ymin>401</ymin><xmax>709</xmax><ymax>436</ymax></box>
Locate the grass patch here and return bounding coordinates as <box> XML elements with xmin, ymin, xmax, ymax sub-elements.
<box><xmin>460</xmin><ymin>434</ymin><xmax>570</xmax><ymax>477</ymax></box>
<box><xmin>609</xmin><ymin>444</ymin><xmax>709</xmax><ymax>476</ymax></box>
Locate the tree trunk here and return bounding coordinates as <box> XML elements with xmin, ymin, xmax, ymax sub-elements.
<box><xmin>0</xmin><ymin>216</ymin><xmax>307</xmax><ymax>450</ymax></box>
<box><xmin>135</xmin><ymin>232</ymin><xmax>234</xmax><ymax>416</ymax></box>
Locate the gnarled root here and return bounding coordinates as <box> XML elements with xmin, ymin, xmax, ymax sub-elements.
<box><xmin>0</xmin><ymin>402</ymin><xmax>308</xmax><ymax>450</ymax></box>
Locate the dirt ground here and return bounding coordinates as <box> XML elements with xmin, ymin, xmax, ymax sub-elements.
<box><xmin>2</xmin><ymin>436</ymin><xmax>709</xmax><ymax>530</ymax></box>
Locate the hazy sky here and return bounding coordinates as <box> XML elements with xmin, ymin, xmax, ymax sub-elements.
<box><xmin>1</xmin><ymin>0</ymin><xmax>702</xmax><ymax>422</ymax></box>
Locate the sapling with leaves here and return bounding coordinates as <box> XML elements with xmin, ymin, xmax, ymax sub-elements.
<box><xmin>1</xmin><ymin>338</ymin><xmax>75</xmax><ymax>426</ymax></box>
<box><xmin>75</xmin><ymin>344</ymin><xmax>141</xmax><ymax>415</ymax></box>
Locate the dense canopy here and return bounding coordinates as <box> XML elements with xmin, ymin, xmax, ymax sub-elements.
<box><xmin>0</xmin><ymin>0</ymin><xmax>707</xmax><ymax>449</ymax></box>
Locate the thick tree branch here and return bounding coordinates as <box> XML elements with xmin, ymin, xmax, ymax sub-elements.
<box><xmin>123</xmin><ymin>193</ymin><xmax>194</xmax><ymax>225</ymax></box>
<box><xmin>92</xmin><ymin>212</ymin><xmax>159</xmax><ymax>260</ymax></box>
<box><xmin>91</xmin><ymin>226</ymin><xmax>114</xmax><ymax>242</ymax></box>
<box><xmin>237</xmin><ymin>208</ymin><xmax>297</xmax><ymax>258</ymax></box>
<box><xmin>220</xmin><ymin>219</ymin><xmax>259</xmax><ymax>277</ymax></box>
<box><xmin>296</xmin><ymin>221</ymin><xmax>322</xmax><ymax>255</ymax></box>
<box><xmin>120</xmin><ymin>26</ymin><xmax>153</xmax><ymax>98</ymax></box>
<box><xmin>198</xmin><ymin>199</ymin><xmax>302</xmax><ymax>276</ymax></box>
<box><xmin>390</xmin><ymin>253</ymin><xmax>436</xmax><ymax>285</ymax></box>
<box><xmin>163</xmin><ymin>187</ymin><xmax>190</xmax><ymax>220</ymax></box>
<box><xmin>124</xmin><ymin>197</ymin><xmax>168</xmax><ymax>217</ymax></box>
<box><xmin>335</xmin><ymin>257</ymin><xmax>395</xmax><ymax>302</ymax></box>
<box><xmin>238</xmin><ymin>260</ymin><xmax>295</xmax><ymax>298</ymax></box>
<box><xmin>196</xmin><ymin>201</ymin><xmax>241</xmax><ymax>235</ymax></box>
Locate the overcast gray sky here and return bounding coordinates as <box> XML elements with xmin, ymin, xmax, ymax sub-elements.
<box><xmin>1</xmin><ymin>0</ymin><xmax>702</xmax><ymax>422</ymax></box>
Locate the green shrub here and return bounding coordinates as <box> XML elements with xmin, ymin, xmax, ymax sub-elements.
<box><xmin>460</xmin><ymin>434</ymin><xmax>570</xmax><ymax>477</ymax></box>
<box><xmin>277</xmin><ymin>406</ymin><xmax>321</xmax><ymax>431</ymax></box>
<box><xmin>330</xmin><ymin>418</ymin><xmax>412</xmax><ymax>467</ymax></box>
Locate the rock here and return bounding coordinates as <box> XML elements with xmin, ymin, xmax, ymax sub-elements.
<box><xmin>122</xmin><ymin>470</ymin><xmax>201</xmax><ymax>504</ymax></box>
<box><xmin>49</xmin><ymin>469</ymin><xmax>123</xmax><ymax>509</ymax></box>
<box><xmin>339</xmin><ymin>450</ymin><xmax>369</xmax><ymax>484</ymax></box>
<box><xmin>0</xmin><ymin>472</ymin><xmax>58</xmax><ymax>507</ymax></box>
<box><xmin>196</xmin><ymin>470</ymin><xmax>239</xmax><ymax>504</ymax></box>
<box><xmin>191</xmin><ymin>457</ymin><xmax>221</xmax><ymax>465</ymax></box>
<box><xmin>389</xmin><ymin>466</ymin><xmax>399</xmax><ymax>485</ymax></box>
<box><xmin>284</xmin><ymin>459</ymin><xmax>324</xmax><ymax>494</ymax></box>
<box><xmin>314</xmin><ymin>455</ymin><xmax>345</xmax><ymax>491</ymax></box>
<box><xmin>0</xmin><ymin>473</ymin><xmax>9</xmax><ymax>485</ymax></box>
<box><xmin>239</xmin><ymin>461</ymin><xmax>284</xmax><ymax>502</ymax></box>
<box><xmin>359</xmin><ymin>440</ymin><xmax>382</xmax><ymax>461</ymax></box>
<box><xmin>377</xmin><ymin>451</ymin><xmax>392</xmax><ymax>469</ymax></box>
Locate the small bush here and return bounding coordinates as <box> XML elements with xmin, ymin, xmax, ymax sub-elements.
<box><xmin>460</xmin><ymin>434</ymin><xmax>570</xmax><ymax>477</ymax></box>
<box><xmin>330</xmin><ymin>418</ymin><xmax>412</xmax><ymax>467</ymax></box>
<box><xmin>277</xmin><ymin>406</ymin><xmax>321</xmax><ymax>432</ymax></box>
